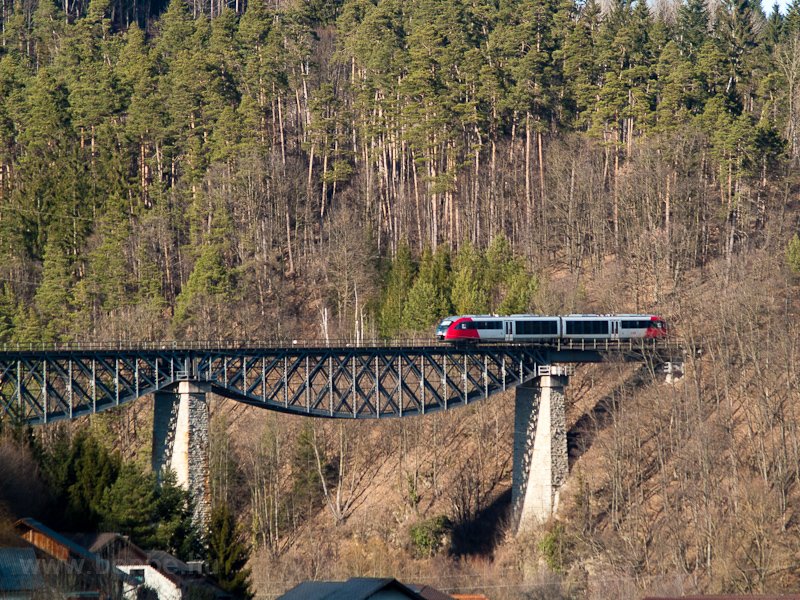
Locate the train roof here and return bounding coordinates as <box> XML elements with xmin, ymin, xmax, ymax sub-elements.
<box><xmin>443</xmin><ymin>313</ymin><xmax>664</xmax><ymax>319</ymax></box>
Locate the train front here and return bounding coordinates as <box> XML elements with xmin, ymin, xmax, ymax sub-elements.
<box><xmin>436</xmin><ymin>318</ymin><xmax>455</xmax><ymax>341</ymax></box>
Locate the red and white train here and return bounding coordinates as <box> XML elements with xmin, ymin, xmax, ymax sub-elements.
<box><xmin>435</xmin><ymin>314</ymin><xmax>668</xmax><ymax>343</ymax></box>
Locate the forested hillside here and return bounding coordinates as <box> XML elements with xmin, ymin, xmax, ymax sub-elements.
<box><xmin>0</xmin><ymin>0</ymin><xmax>798</xmax><ymax>341</ymax></box>
<box><xmin>2</xmin><ymin>0</ymin><xmax>800</xmax><ymax>596</ymax></box>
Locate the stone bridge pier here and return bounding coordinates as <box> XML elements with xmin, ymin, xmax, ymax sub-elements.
<box><xmin>512</xmin><ymin>367</ymin><xmax>570</xmax><ymax>532</ymax></box>
<box><xmin>152</xmin><ymin>381</ymin><xmax>211</xmax><ymax>530</ymax></box>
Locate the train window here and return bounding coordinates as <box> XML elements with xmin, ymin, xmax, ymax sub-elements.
<box><xmin>622</xmin><ymin>320</ymin><xmax>651</xmax><ymax>329</ymax></box>
<box><xmin>515</xmin><ymin>320</ymin><xmax>558</xmax><ymax>335</ymax></box>
<box><xmin>566</xmin><ymin>320</ymin><xmax>609</xmax><ymax>335</ymax></box>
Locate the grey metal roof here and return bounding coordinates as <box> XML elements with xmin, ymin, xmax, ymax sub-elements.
<box><xmin>407</xmin><ymin>584</ymin><xmax>455</xmax><ymax>600</ymax></box>
<box><xmin>66</xmin><ymin>532</ymin><xmax>120</xmax><ymax>554</ymax></box>
<box><xmin>279</xmin><ymin>577</ymin><xmax>429</xmax><ymax>600</ymax></box>
<box><xmin>0</xmin><ymin>548</ymin><xmax>43</xmax><ymax>591</ymax></box>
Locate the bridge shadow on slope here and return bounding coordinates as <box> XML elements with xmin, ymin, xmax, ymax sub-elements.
<box><xmin>567</xmin><ymin>364</ymin><xmax>655</xmax><ymax>468</ymax></box>
<box><xmin>449</xmin><ymin>489</ymin><xmax>512</xmax><ymax>558</ymax></box>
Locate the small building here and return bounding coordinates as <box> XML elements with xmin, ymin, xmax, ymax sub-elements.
<box><xmin>279</xmin><ymin>577</ymin><xmax>454</xmax><ymax>600</ymax></box>
<box><xmin>0</xmin><ymin>547</ymin><xmax>44</xmax><ymax>599</ymax></box>
<box><xmin>14</xmin><ymin>519</ymin><xmax>228</xmax><ymax>600</ymax></box>
<box><xmin>67</xmin><ymin>534</ymin><xmax>229</xmax><ymax>600</ymax></box>
<box><xmin>15</xmin><ymin>518</ymin><xmax>128</xmax><ymax>599</ymax></box>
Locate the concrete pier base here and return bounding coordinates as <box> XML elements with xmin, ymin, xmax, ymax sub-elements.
<box><xmin>152</xmin><ymin>382</ymin><xmax>211</xmax><ymax>530</ymax></box>
<box><xmin>512</xmin><ymin>373</ymin><xmax>568</xmax><ymax>532</ymax></box>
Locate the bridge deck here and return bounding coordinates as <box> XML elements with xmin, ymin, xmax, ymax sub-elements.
<box><xmin>0</xmin><ymin>340</ymin><xmax>683</xmax><ymax>424</ymax></box>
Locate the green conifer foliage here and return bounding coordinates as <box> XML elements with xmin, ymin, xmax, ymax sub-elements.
<box><xmin>81</xmin><ymin>196</ymin><xmax>132</xmax><ymax>313</ymax></box>
<box><xmin>784</xmin><ymin>0</ymin><xmax>800</xmax><ymax>37</ymax></box>
<box><xmin>35</xmin><ymin>238</ymin><xmax>76</xmax><ymax>341</ymax></box>
<box><xmin>450</xmin><ymin>240</ymin><xmax>489</xmax><ymax>314</ymax></box>
<box><xmin>59</xmin><ymin>432</ymin><xmax>122</xmax><ymax>530</ymax></box>
<box><xmin>174</xmin><ymin>196</ymin><xmax>236</xmax><ymax>326</ymax></box>
<box><xmin>561</xmin><ymin>0</ymin><xmax>602</xmax><ymax>130</ymax></box>
<box><xmin>787</xmin><ymin>233</ymin><xmax>800</xmax><ymax>273</ymax></box>
<box><xmin>0</xmin><ymin>284</ymin><xmax>16</xmax><ymax>343</ymax></box>
<box><xmin>100</xmin><ymin>463</ymin><xmax>159</xmax><ymax>545</ymax></box>
<box><xmin>208</xmin><ymin>502</ymin><xmax>253</xmax><ymax>599</ymax></box>
<box><xmin>677</xmin><ymin>0</ymin><xmax>710</xmax><ymax>59</ymax></box>
<box><xmin>401</xmin><ymin>248</ymin><xmax>451</xmax><ymax>333</ymax></box>
<box><xmin>378</xmin><ymin>243</ymin><xmax>416</xmax><ymax>337</ymax></box>
<box><xmin>485</xmin><ymin>234</ymin><xmax>538</xmax><ymax>314</ymax></box>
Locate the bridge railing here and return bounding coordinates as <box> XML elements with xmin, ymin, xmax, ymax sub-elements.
<box><xmin>0</xmin><ymin>338</ymin><xmax>685</xmax><ymax>353</ymax></box>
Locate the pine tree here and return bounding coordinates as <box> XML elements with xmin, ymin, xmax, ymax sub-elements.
<box><xmin>100</xmin><ymin>464</ymin><xmax>159</xmax><ymax>547</ymax></box>
<box><xmin>378</xmin><ymin>243</ymin><xmax>416</xmax><ymax>337</ymax></box>
<box><xmin>0</xmin><ymin>284</ymin><xmax>16</xmax><ymax>343</ymax></box>
<box><xmin>655</xmin><ymin>41</ymin><xmax>702</xmax><ymax>131</ymax></box>
<box><xmin>401</xmin><ymin>280</ymin><xmax>441</xmax><ymax>333</ymax></box>
<box><xmin>60</xmin><ymin>432</ymin><xmax>122</xmax><ymax>530</ymax></box>
<box><xmin>785</xmin><ymin>0</ymin><xmax>800</xmax><ymax>37</ymax></box>
<box><xmin>35</xmin><ymin>238</ymin><xmax>75</xmax><ymax>342</ymax></box>
<box><xmin>208</xmin><ymin>502</ymin><xmax>253</xmax><ymax>600</ymax></box>
<box><xmin>716</xmin><ymin>0</ymin><xmax>761</xmax><ymax>107</ymax></box>
<box><xmin>450</xmin><ymin>240</ymin><xmax>489</xmax><ymax>314</ymax></box>
<box><xmin>154</xmin><ymin>470</ymin><xmax>203</xmax><ymax>560</ymax></box>
<box><xmin>764</xmin><ymin>3</ymin><xmax>784</xmax><ymax>50</ymax></box>
<box><xmin>677</xmin><ymin>0</ymin><xmax>709</xmax><ymax>59</ymax></box>
<box><xmin>401</xmin><ymin>248</ymin><xmax>451</xmax><ymax>332</ymax></box>
<box><xmin>561</xmin><ymin>0</ymin><xmax>602</xmax><ymax>130</ymax></box>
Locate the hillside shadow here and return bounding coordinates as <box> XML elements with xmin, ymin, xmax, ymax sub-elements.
<box><xmin>568</xmin><ymin>364</ymin><xmax>655</xmax><ymax>468</ymax></box>
<box><xmin>449</xmin><ymin>488</ymin><xmax>512</xmax><ymax>558</ymax></box>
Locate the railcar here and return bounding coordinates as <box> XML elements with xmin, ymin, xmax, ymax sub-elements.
<box><xmin>436</xmin><ymin>314</ymin><xmax>667</xmax><ymax>343</ymax></box>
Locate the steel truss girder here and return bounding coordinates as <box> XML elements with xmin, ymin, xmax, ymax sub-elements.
<box><xmin>0</xmin><ymin>344</ymin><xmax>676</xmax><ymax>424</ymax></box>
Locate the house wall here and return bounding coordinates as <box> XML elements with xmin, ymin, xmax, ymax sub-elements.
<box><xmin>18</xmin><ymin>531</ymin><xmax>69</xmax><ymax>561</ymax></box>
<box><xmin>117</xmin><ymin>565</ymin><xmax>182</xmax><ymax>600</ymax></box>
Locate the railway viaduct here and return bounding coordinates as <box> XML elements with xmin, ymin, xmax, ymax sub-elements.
<box><xmin>0</xmin><ymin>339</ymin><xmax>683</xmax><ymax>532</ymax></box>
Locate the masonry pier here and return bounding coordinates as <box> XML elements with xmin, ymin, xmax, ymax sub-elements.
<box><xmin>512</xmin><ymin>369</ymin><xmax>569</xmax><ymax>532</ymax></box>
<box><xmin>152</xmin><ymin>381</ymin><xmax>211</xmax><ymax>530</ymax></box>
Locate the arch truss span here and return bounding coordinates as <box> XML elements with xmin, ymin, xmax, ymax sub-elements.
<box><xmin>0</xmin><ymin>341</ymin><xmax>681</xmax><ymax>425</ymax></box>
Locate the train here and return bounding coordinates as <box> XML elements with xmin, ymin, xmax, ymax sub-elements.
<box><xmin>435</xmin><ymin>314</ymin><xmax>668</xmax><ymax>343</ymax></box>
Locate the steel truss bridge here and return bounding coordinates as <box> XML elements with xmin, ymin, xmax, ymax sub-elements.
<box><xmin>0</xmin><ymin>339</ymin><xmax>682</xmax><ymax>425</ymax></box>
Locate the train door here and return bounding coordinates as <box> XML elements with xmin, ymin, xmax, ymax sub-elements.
<box><xmin>504</xmin><ymin>321</ymin><xmax>513</xmax><ymax>341</ymax></box>
<box><xmin>610</xmin><ymin>319</ymin><xmax>620</xmax><ymax>340</ymax></box>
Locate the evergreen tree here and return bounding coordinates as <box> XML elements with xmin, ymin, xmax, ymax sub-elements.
<box><xmin>561</xmin><ymin>0</ymin><xmax>602</xmax><ymax>130</ymax></box>
<box><xmin>154</xmin><ymin>471</ymin><xmax>203</xmax><ymax>559</ymax></box>
<box><xmin>174</xmin><ymin>196</ymin><xmax>236</xmax><ymax>326</ymax></box>
<box><xmin>655</xmin><ymin>41</ymin><xmax>703</xmax><ymax>130</ymax></box>
<box><xmin>0</xmin><ymin>285</ymin><xmax>16</xmax><ymax>343</ymax></box>
<box><xmin>378</xmin><ymin>243</ymin><xmax>416</xmax><ymax>337</ymax></box>
<box><xmin>450</xmin><ymin>241</ymin><xmax>489</xmax><ymax>314</ymax></box>
<box><xmin>100</xmin><ymin>463</ymin><xmax>159</xmax><ymax>547</ymax></box>
<box><xmin>35</xmin><ymin>238</ymin><xmax>76</xmax><ymax>342</ymax></box>
<box><xmin>764</xmin><ymin>3</ymin><xmax>784</xmax><ymax>50</ymax></box>
<box><xmin>485</xmin><ymin>235</ymin><xmax>537</xmax><ymax>314</ymax></box>
<box><xmin>208</xmin><ymin>502</ymin><xmax>253</xmax><ymax>599</ymax></box>
<box><xmin>785</xmin><ymin>0</ymin><xmax>800</xmax><ymax>37</ymax></box>
<box><xmin>716</xmin><ymin>0</ymin><xmax>761</xmax><ymax>106</ymax></box>
<box><xmin>677</xmin><ymin>0</ymin><xmax>710</xmax><ymax>59</ymax></box>
<box><xmin>57</xmin><ymin>432</ymin><xmax>121</xmax><ymax>530</ymax></box>
<box><xmin>401</xmin><ymin>248</ymin><xmax>451</xmax><ymax>332</ymax></box>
